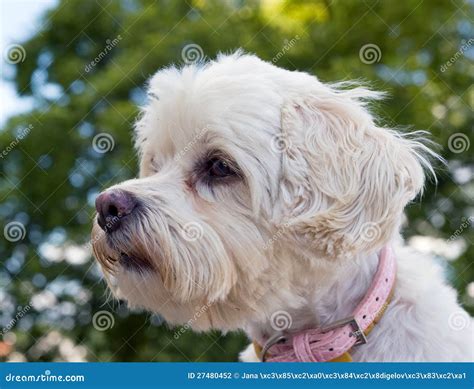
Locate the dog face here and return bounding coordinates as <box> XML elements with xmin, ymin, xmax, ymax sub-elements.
<box><xmin>92</xmin><ymin>52</ymin><xmax>434</xmax><ymax>330</ymax></box>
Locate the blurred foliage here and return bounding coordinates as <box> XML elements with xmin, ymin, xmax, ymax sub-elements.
<box><xmin>0</xmin><ymin>0</ymin><xmax>472</xmax><ymax>362</ymax></box>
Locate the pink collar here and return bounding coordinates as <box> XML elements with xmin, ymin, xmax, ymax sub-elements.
<box><xmin>258</xmin><ymin>246</ymin><xmax>397</xmax><ymax>362</ymax></box>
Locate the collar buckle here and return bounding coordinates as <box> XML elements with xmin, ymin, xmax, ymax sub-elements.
<box><xmin>260</xmin><ymin>331</ymin><xmax>287</xmax><ymax>362</ymax></box>
<box><xmin>321</xmin><ymin>316</ymin><xmax>367</xmax><ymax>346</ymax></box>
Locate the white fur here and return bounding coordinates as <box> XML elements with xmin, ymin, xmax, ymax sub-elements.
<box><xmin>92</xmin><ymin>52</ymin><xmax>473</xmax><ymax>362</ymax></box>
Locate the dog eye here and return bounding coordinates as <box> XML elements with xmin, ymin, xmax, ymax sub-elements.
<box><xmin>207</xmin><ymin>158</ymin><xmax>235</xmax><ymax>178</ymax></box>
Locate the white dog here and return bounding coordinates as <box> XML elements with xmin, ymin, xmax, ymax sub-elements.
<box><xmin>92</xmin><ymin>52</ymin><xmax>473</xmax><ymax>362</ymax></box>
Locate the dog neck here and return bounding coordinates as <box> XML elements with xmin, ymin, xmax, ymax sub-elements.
<box><xmin>246</xmin><ymin>249</ymin><xmax>381</xmax><ymax>347</ymax></box>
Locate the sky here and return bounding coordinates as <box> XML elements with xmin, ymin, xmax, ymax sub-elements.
<box><xmin>0</xmin><ymin>0</ymin><xmax>58</xmax><ymax>127</ymax></box>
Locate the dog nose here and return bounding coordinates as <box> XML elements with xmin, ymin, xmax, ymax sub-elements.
<box><xmin>95</xmin><ymin>190</ymin><xmax>137</xmax><ymax>233</ymax></box>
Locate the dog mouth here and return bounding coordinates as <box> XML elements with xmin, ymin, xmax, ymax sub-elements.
<box><xmin>92</xmin><ymin>220</ymin><xmax>156</xmax><ymax>274</ymax></box>
<box><xmin>119</xmin><ymin>252</ymin><xmax>155</xmax><ymax>273</ymax></box>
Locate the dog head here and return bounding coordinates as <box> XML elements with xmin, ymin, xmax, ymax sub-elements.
<box><xmin>92</xmin><ymin>52</ymin><xmax>436</xmax><ymax>330</ymax></box>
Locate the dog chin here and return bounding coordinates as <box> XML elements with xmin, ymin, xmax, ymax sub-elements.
<box><xmin>91</xmin><ymin>226</ymin><xmax>224</xmax><ymax>331</ymax></box>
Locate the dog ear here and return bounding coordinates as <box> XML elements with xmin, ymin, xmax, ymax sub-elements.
<box><xmin>279</xmin><ymin>84</ymin><xmax>437</xmax><ymax>260</ymax></box>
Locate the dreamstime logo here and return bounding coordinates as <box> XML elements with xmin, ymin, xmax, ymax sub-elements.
<box><xmin>85</xmin><ymin>35</ymin><xmax>122</xmax><ymax>73</ymax></box>
<box><xmin>4</xmin><ymin>222</ymin><xmax>26</xmax><ymax>242</ymax></box>
<box><xmin>4</xmin><ymin>44</ymin><xmax>26</xmax><ymax>64</ymax></box>
<box><xmin>270</xmin><ymin>134</ymin><xmax>292</xmax><ymax>153</ymax></box>
<box><xmin>173</xmin><ymin>303</ymin><xmax>212</xmax><ymax>340</ymax></box>
<box><xmin>92</xmin><ymin>310</ymin><xmax>115</xmax><ymax>331</ymax></box>
<box><xmin>359</xmin><ymin>44</ymin><xmax>382</xmax><ymax>64</ymax></box>
<box><xmin>447</xmin><ymin>216</ymin><xmax>474</xmax><ymax>242</ymax></box>
<box><xmin>447</xmin><ymin>133</ymin><xmax>470</xmax><ymax>154</ymax></box>
<box><xmin>263</xmin><ymin>221</ymin><xmax>291</xmax><ymax>250</ymax></box>
<box><xmin>5</xmin><ymin>370</ymin><xmax>85</xmax><ymax>383</ymax></box>
<box><xmin>440</xmin><ymin>38</ymin><xmax>473</xmax><ymax>72</ymax></box>
<box><xmin>181</xmin><ymin>222</ymin><xmax>204</xmax><ymax>242</ymax></box>
<box><xmin>448</xmin><ymin>310</ymin><xmax>470</xmax><ymax>331</ymax></box>
<box><xmin>92</xmin><ymin>133</ymin><xmax>115</xmax><ymax>153</ymax></box>
<box><xmin>272</xmin><ymin>35</ymin><xmax>300</xmax><ymax>63</ymax></box>
<box><xmin>270</xmin><ymin>310</ymin><xmax>292</xmax><ymax>331</ymax></box>
<box><xmin>174</xmin><ymin>126</ymin><xmax>209</xmax><ymax>162</ymax></box>
<box><xmin>86</xmin><ymin>216</ymin><xmax>120</xmax><ymax>250</ymax></box>
<box><xmin>0</xmin><ymin>124</ymin><xmax>33</xmax><ymax>160</ymax></box>
<box><xmin>181</xmin><ymin>43</ymin><xmax>204</xmax><ymax>65</ymax></box>
<box><xmin>1</xmin><ymin>303</ymin><xmax>32</xmax><ymax>335</ymax></box>
<box><xmin>360</xmin><ymin>222</ymin><xmax>381</xmax><ymax>243</ymax></box>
